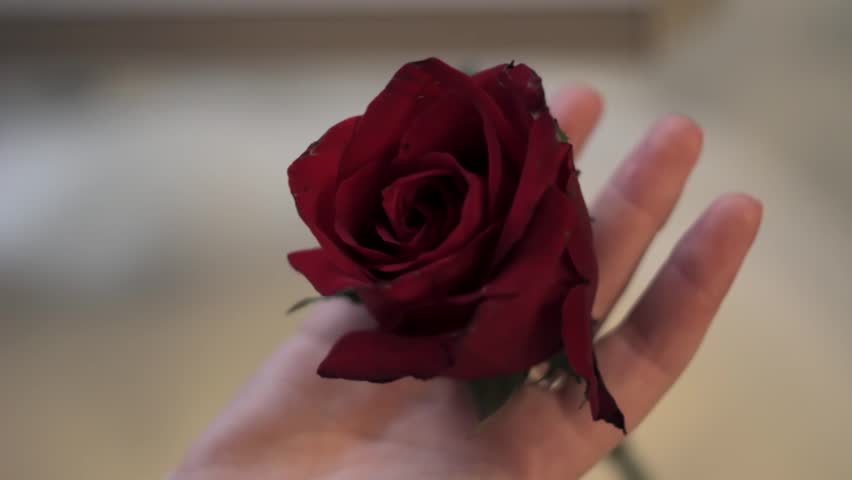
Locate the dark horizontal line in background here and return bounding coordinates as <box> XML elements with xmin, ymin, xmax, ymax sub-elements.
<box><xmin>0</xmin><ymin>12</ymin><xmax>651</xmax><ymax>58</ymax></box>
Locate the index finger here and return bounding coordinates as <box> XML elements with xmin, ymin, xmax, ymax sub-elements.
<box><xmin>552</xmin><ymin>85</ymin><xmax>604</xmax><ymax>156</ymax></box>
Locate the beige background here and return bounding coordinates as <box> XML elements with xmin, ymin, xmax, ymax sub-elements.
<box><xmin>1</xmin><ymin>1</ymin><xmax>851</xmax><ymax>479</ymax></box>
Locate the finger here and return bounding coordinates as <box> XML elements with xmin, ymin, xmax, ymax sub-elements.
<box><xmin>210</xmin><ymin>300</ymin><xmax>376</xmax><ymax>424</ymax></box>
<box><xmin>591</xmin><ymin>115</ymin><xmax>703</xmax><ymax>321</ymax></box>
<box><xmin>186</xmin><ymin>299</ymin><xmax>417</xmax><ymax>459</ymax></box>
<box><xmin>569</xmin><ymin>193</ymin><xmax>763</xmax><ymax>467</ymax></box>
<box><xmin>552</xmin><ymin>85</ymin><xmax>604</xmax><ymax>155</ymax></box>
<box><xmin>174</xmin><ymin>300</ymin><xmax>430</xmax><ymax>477</ymax></box>
<box><xmin>296</xmin><ymin>298</ymin><xmax>377</xmax><ymax>345</ymax></box>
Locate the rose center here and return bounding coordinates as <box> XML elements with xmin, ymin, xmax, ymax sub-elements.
<box><xmin>378</xmin><ymin>172</ymin><xmax>465</xmax><ymax>250</ymax></box>
<box><xmin>404</xmin><ymin>208</ymin><xmax>427</xmax><ymax>229</ymax></box>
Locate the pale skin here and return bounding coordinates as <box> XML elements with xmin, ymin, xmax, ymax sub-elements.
<box><xmin>169</xmin><ymin>86</ymin><xmax>763</xmax><ymax>480</ymax></box>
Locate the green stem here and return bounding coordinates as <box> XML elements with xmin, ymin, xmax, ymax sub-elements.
<box><xmin>609</xmin><ymin>442</ymin><xmax>650</xmax><ymax>480</ymax></box>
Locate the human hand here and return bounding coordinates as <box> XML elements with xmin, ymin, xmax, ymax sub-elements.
<box><xmin>169</xmin><ymin>86</ymin><xmax>762</xmax><ymax>480</ymax></box>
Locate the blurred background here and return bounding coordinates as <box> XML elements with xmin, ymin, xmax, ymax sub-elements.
<box><xmin>1</xmin><ymin>1</ymin><xmax>851</xmax><ymax>479</ymax></box>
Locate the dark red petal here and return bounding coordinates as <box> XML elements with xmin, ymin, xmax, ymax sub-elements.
<box><xmin>563</xmin><ymin>163</ymin><xmax>597</xmax><ymax>283</ymax></box>
<box><xmin>491</xmin><ymin>114</ymin><xmax>570</xmax><ymax>267</ymax></box>
<box><xmin>391</xmin><ymin>291</ymin><xmax>484</xmax><ymax>336</ymax></box>
<box><xmin>395</xmin><ymin>94</ymin><xmax>487</xmax><ymax>175</ymax></box>
<box><xmin>445</xmin><ymin>187</ymin><xmax>576</xmax><ymax>378</ymax></box>
<box><xmin>562</xmin><ymin>285</ymin><xmax>624</xmax><ymax>431</ymax></box>
<box><xmin>393</xmin><ymin>182</ymin><xmax>457</xmax><ymax>252</ymax></box>
<box><xmin>406</xmin><ymin>58</ymin><xmax>525</xmax><ymax>211</ymax></box>
<box><xmin>473</xmin><ymin>62</ymin><xmax>547</xmax><ymax>134</ymax></box>
<box><xmin>334</xmin><ymin>59</ymin><xmax>522</xmax><ymax>249</ymax></box>
<box><xmin>381</xmin><ymin>169</ymin><xmax>453</xmax><ymax>236</ymax></box>
<box><xmin>356</xmin><ymin>223</ymin><xmax>500</xmax><ymax>329</ymax></box>
<box><xmin>434</xmin><ymin>162</ymin><xmax>486</xmax><ymax>258</ymax></box>
<box><xmin>592</xmin><ymin>359</ymin><xmax>626</xmax><ymax>431</ymax></box>
<box><xmin>288</xmin><ymin>117</ymin><xmax>370</xmax><ymax>280</ymax></box>
<box><xmin>376</xmin><ymin>222</ymin><xmax>401</xmax><ymax>246</ymax></box>
<box><xmin>482</xmin><ymin>108</ymin><xmax>508</xmax><ymax>212</ymax></box>
<box><xmin>336</xmin><ymin>61</ymin><xmax>448</xmax><ymax>180</ymax></box>
<box><xmin>411</xmin><ymin>59</ymin><xmax>523</xmax><ymax>157</ymax></box>
<box><xmin>335</xmin><ymin>162</ymin><xmax>463</xmax><ymax>266</ymax></box>
<box><xmin>330</xmin><ymin>59</ymin><xmax>465</xmax><ymax>257</ymax></box>
<box><xmin>288</xmin><ymin>249</ymin><xmax>362</xmax><ymax>296</ymax></box>
<box><xmin>556</xmin><ymin>143</ymin><xmax>579</xmax><ymax>193</ymax></box>
<box><xmin>333</xmin><ymin>162</ymin><xmax>397</xmax><ymax>264</ymax></box>
<box><xmin>381</xmin><ymin>178</ymin><xmax>409</xmax><ymax>237</ymax></box>
<box><xmin>469</xmin><ymin>63</ymin><xmax>502</xmax><ymax>86</ymax></box>
<box><xmin>374</xmin><ymin>152</ymin><xmax>487</xmax><ymax>274</ymax></box>
<box><xmin>446</xmin><ymin>285</ymin><xmax>564</xmax><ymax>379</ymax></box>
<box><xmin>317</xmin><ymin>330</ymin><xmax>455</xmax><ymax>382</ymax></box>
<box><xmin>289</xmin><ymin>117</ymin><xmax>358</xmax><ymax>196</ymax></box>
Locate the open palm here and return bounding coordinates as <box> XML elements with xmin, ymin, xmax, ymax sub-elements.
<box><xmin>171</xmin><ymin>86</ymin><xmax>762</xmax><ymax>480</ymax></box>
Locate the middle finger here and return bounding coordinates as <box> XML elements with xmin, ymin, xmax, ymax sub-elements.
<box><xmin>590</xmin><ymin>115</ymin><xmax>703</xmax><ymax>321</ymax></box>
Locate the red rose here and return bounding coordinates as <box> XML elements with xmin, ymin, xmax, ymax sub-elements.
<box><xmin>288</xmin><ymin>58</ymin><xmax>623</xmax><ymax>428</ymax></box>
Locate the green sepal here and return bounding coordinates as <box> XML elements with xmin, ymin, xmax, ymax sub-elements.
<box><xmin>287</xmin><ymin>289</ymin><xmax>361</xmax><ymax>314</ymax></box>
<box><xmin>548</xmin><ymin>350</ymin><xmax>582</xmax><ymax>384</ymax></box>
<box><xmin>466</xmin><ymin>372</ymin><xmax>527</xmax><ymax>422</ymax></box>
<box><xmin>556</xmin><ymin>125</ymin><xmax>571</xmax><ymax>143</ymax></box>
<box><xmin>459</xmin><ymin>62</ymin><xmax>480</xmax><ymax>76</ymax></box>
<box><xmin>466</xmin><ymin>350</ymin><xmax>584</xmax><ymax>423</ymax></box>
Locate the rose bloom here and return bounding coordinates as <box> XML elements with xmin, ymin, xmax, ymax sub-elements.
<box><xmin>288</xmin><ymin>58</ymin><xmax>622</xmax><ymax>428</ymax></box>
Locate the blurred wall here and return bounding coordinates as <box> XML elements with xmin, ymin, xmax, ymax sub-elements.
<box><xmin>1</xmin><ymin>1</ymin><xmax>851</xmax><ymax>479</ymax></box>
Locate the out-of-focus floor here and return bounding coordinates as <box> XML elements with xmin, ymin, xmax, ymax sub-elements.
<box><xmin>1</xmin><ymin>1</ymin><xmax>852</xmax><ymax>479</ymax></box>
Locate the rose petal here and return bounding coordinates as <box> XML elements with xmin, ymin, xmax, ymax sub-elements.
<box><xmin>562</xmin><ymin>285</ymin><xmax>625</xmax><ymax>431</ymax></box>
<box><xmin>317</xmin><ymin>330</ymin><xmax>455</xmax><ymax>382</ymax></box>
<box><xmin>288</xmin><ymin>248</ymin><xmax>362</xmax><ymax>296</ymax></box>
<box><xmin>381</xmin><ymin>169</ymin><xmax>455</xmax><ymax>238</ymax></box>
<box><xmin>469</xmin><ymin>64</ymin><xmax>502</xmax><ymax>91</ymax></box>
<box><xmin>473</xmin><ymin>62</ymin><xmax>547</xmax><ymax>135</ymax></box>
<box><xmin>446</xmin><ymin>283</ymin><xmax>564</xmax><ymax>379</ymax></box>
<box><xmin>404</xmin><ymin>58</ymin><xmax>525</xmax><ymax>212</ymax></box>
<box><xmin>289</xmin><ymin>117</ymin><xmax>358</xmax><ymax>193</ymax></box>
<box><xmin>440</xmin><ymin>164</ymin><xmax>486</xmax><ymax>253</ymax></box>
<box><xmin>332</xmin><ymin>161</ymin><xmax>398</xmax><ymax>264</ymax></box>
<box><xmin>330</xmin><ymin>60</ymin><xmax>463</xmax><ymax>262</ymax></box>
<box><xmin>332</xmin><ymin>59</ymin><xmax>522</xmax><ymax>263</ymax></box>
<box><xmin>372</xmin><ymin>152</ymin><xmax>487</xmax><ymax>274</ymax></box>
<box><xmin>408</xmin><ymin>59</ymin><xmax>524</xmax><ymax>157</ymax></box>
<box><xmin>383</xmin><ymin>171</ymin><xmax>462</xmax><ymax>256</ymax></box>
<box><xmin>356</xmin><ymin>224</ymin><xmax>500</xmax><ymax>329</ymax></box>
<box><xmin>592</xmin><ymin>359</ymin><xmax>626</xmax><ymax>431</ymax></box>
<box><xmin>556</xmin><ymin>144</ymin><xmax>579</xmax><ymax>193</ymax></box>
<box><xmin>482</xmin><ymin>108</ymin><xmax>508</xmax><ymax>213</ymax></box>
<box><xmin>446</xmin><ymin>187</ymin><xmax>577</xmax><ymax>378</ymax></box>
<box><xmin>391</xmin><ymin>291</ymin><xmax>484</xmax><ymax>336</ymax></box>
<box><xmin>337</xmin><ymin>61</ymin><xmax>447</xmax><ymax>180</ymax></box>
<box><xmin>288</xmin><ymin>116</ymin><xmax>370</xmax><ymax>280</ymax></box>
<box><xmin>396</xmin><ymin>94</ymin><xmax>487</xmax><ymax>175</ymax></box>
<box><xmin>491</xmin><ymin>114</ymin><xmax>570</xmax><ymax>268</ymax></box>
<box><xmin>334</xmin><ymin>164</ymin><xmax>463</xmax><ymax>267</ymax></box>
<box><xmin>376</xmin><ymin>222</ymin><xmax>401</xmax><ymax>246</ymax></box>
<box><xmin>562</xmin><ymin>164</ymin><xmax>597</xmax><ymax>282</ymax></box>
